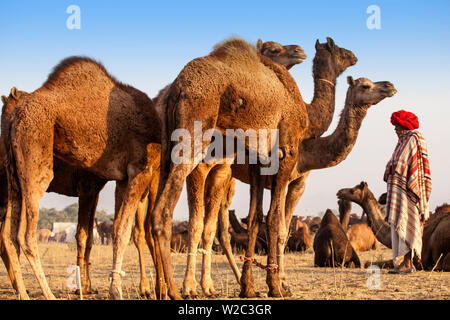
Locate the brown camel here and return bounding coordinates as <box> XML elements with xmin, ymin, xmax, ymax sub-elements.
<box><xmin>286</xmin><ymin>216</ymin><xmax>311</xmax><ymax>252</ymax></box>
<box><xmin>421</xmin><ymin>204</ymin><xmax>450</xmax><ymax>271</ymax></box>
<box><xmin>1</xmin><ymin>57</ymin><xmax>163</xmax><ymax>300</ymax></box>
<box><xmin>308</xmin><ymin>217</ymin><xmax>322</xmax><ymax>234</ymax></box>
<box><xmin>1</xmin><ymin>87</ymin><xmax>156</xmax><ymax>298</ymax></box>
<box><xmin>95</xmin><ymin>219</ymin><xmax>113</xmax><ymax>245</ymax></box>
<box><xmin>313</xmin><ymin>209</ymin><xmax>360</xmax><ymax>267</ymax></box>
<box><xmin>338</xmin><ymin>199</ymin><xmax>379</xmax><ymax>251</ymax></box>
<box><xmin>1</xmin><ymin>89</ymin><xmax>108</xmax><ymax>295</ymax></box>
<box><xmin>37</xmin><ymin>229</ymin><xmax>52</xmax><ymax>243</ymax></box>
<box><xmin>338</xmin><ymin>182</ymin><xmax>450</xmax><ymax>271</ymax></box>
<box><xmin>176</xmin><ymin>39</ymin><xmax>310</xmax><ymax>298</ymax></box>
<box><xmin>336</xmin><ymin>182</ymin><xmax>392</xmax><ymax>248</ymax></box>
<box><xmin>162</xmin><ymin>37</ymin><xmax>359</xmax><ymax>299</ymax></box>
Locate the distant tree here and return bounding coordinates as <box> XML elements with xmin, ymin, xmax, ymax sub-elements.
<box><xmin>38</xmin><ymin>203</ymin><xmax>113</xmax><ymax>230</ymax></box>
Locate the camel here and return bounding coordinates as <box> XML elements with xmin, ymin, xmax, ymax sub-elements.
<box><xmin>313</xmin><ymin>209</ymin><xmax>360</xmax><ymax>267</ymax></box>
<box><xmin>339</xmin><ymin>183</ymin><xmax>450</xmax><ymax>271</ymax></box>
<box><xmin>1</xmin><ymin>88</ymin><xmax>156</xmax><ymax>297</ymax></box>
<box><xmin>421</xmin><ymin>204</ymin><xmax>450</xmax><ymax>271</ymax></box>
<box><xmin>173</xmin><ymin>39</ymin><xmax>311</xmax><ymax>298</ymax></box>
<box><xmin>308</xmin><ymin>217</ymin><xmax>322</xmax><ymax>234</ymax></box>
<box><xmin>95</xmin><ymin>219</ymin><xmax>114</xmax><ymax>245</ymax></box>
<box><xmin>37</xmin><ymin>229</ymin><xmax>52</xmax><ymax>243</ymax></box>
<box><xmin>1</xmin><ymin>57</ymin><xmax>164</xmax><ymax>300</ymax></box>
<box><xmin>151</xmin><ymin>35</ymin><xmax>398</xmax><ymax>298</ymax></box>
<box><xmin>336</xmin><ymin>182</ymin><xmax>392</xmax><ymax>248</ymax></box>
<box><xmin>286</xmin><ymin>216</ymin><xmax>311</xmax><ymax>252</ymax></box>
<box><xmin>338</xmin><ymin>199</ymin><xmax>379</xmax><ymax>251</ymax></box>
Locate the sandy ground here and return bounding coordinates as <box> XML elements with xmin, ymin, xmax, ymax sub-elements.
<box><xmin>0</xmin><ymin>242</ymin><xmax>448</xmax><ymax>300</ymax></box>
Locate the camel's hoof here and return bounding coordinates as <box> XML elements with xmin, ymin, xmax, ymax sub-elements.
<box><xmin>109</xmin><ymin>286</ymin><xmax>123</xmax><ymax>300</ymax></box>
<box><xmin>75</xmin><ymin>288</ymin><xmax>98</xmax><ymax>295</ymax></box>
<box><xmin>182</xmin><ymin>286</ymin><xmax>199</xmax><ymax>299</ymax></box>
<box><xmin>202</xmin><ymin>286</ymin><xmax>219</xmax><ymax>298</ymax></box>
<box><xmin>139</xmin><ymin>290</ymin><xmax>152</xmax><ymax>299</ymax></box>
<box><xmin>268</xmin><ymin>287</ymin><xmax>292</xmax><ymax>298</ymax></box>
<box><xmin>239</xmin><ymin>289</ymin><xmax>258</xmax><ymax>298</ymax></box>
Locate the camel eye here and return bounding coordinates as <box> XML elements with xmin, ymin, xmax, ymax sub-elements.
<box><xmin>362</xmin><ymin>84</ymin><xmax>371</xmax><ymax>90</ymax></box>
<box><xmin>270</xmin><ymin>48</ymin><xmax>280</xmax><ymax>54</ymax></box>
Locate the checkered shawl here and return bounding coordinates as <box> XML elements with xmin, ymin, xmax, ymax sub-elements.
<box><xmin>385</xmin><ymin>130</ymin><xmax>432</xmax><ymax>258</ymax></box>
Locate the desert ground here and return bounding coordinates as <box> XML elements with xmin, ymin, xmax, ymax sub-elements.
<box><xmin>0</xmin><ymin>242</ymin><xmax>448</xmax><ymax>300</ymax></box>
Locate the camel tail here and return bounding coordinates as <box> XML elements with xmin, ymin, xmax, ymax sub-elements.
<box><xmin>3</xmin><ymin>120</ymin><xmax>23</xmax><ymax>233</ymax></box>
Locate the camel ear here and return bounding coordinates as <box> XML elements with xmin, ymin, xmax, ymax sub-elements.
<box><xmin>315</xmin><ymin>39</ymin><xmax>321</xmax><ymax>50</ymax></box>
<box><xmin>359</xmin><ymin>181</ymin><xmax>368</xmax><ymax>189</ymax></box>
<box><xmin>256</xmin><ymin>39</ymin><xmax>263</xmax><ymax>53</ymax></box>
<box><xmin>347</xmin><ymin>76</ymin><xmax>355</xmax><ymax>87</ymax></box>
<box><xmin>10</xmin><ymin>87</ymin><xmax>18</xmax><ymax>99</ymax></box>
<box><xmin>1</xmin><ymin>95</ymin><xmax>7</xmax><ymax>105</ymax></box>
<box><xmin>326</xmin><ymin>37</ymin><xmax>335</xmax><ymax>50</ymax></box>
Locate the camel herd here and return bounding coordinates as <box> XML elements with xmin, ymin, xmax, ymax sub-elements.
<box><xmin>0</xmin><ymin>35</ymin><xmax>448</xmax><ymax>301</ymax></box>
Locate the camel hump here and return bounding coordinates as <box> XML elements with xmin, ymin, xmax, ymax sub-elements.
<box><xmin>210</xmin><ymin>37</ymin><xmax>258</xmax><ymax>62</ymax></box>
<box><xmin>43</xmin><ymin>56</ymin><xmax>118</xmax><ymax>89</ymax></box>
<box><xmin>321</xmin><ymin>209</ymin><xmax>339</xmax><ymax>227</ymax></box>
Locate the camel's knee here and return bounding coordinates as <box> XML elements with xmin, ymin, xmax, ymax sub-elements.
<box><xmin>76</xmin><ymin>228</ymin><xmax>88</xmax><ymax>246</ymax></box>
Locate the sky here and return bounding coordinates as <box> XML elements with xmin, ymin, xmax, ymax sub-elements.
<box><xmin>1</xmin><ymin>1</ymin><xmax>449</xmax><ymax>221</ymax></box>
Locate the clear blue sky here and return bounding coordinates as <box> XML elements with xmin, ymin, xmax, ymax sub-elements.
<box><xmin>1</xmin><ymin>1</ymin><xmax>449</xmax><ymax>220</ymax></box>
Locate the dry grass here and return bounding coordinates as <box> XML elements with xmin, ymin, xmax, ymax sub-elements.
<box><xmin>0</xmin><ymin>242</ymin><xmax>448</xmax><ymax>300</ymax></box>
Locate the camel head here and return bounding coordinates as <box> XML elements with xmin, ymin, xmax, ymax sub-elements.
<box><xmin>336</xmin><ymin>181</ymin><xmax>369</xmax><ymax>205</ymax></box>
<box><xmin>313</xmin><ymin>37</ymin><xmax>357</xmax><ymax>79</ymax></box>
<box><xmin>1</xmin><ymin>87</ymin><xmax>28</xmax><ymax>116</ymax></box>
<box><xmin>257</xmin><ymin>39</ymin><xmax>307</xmax><ymax>70</ymax></box>
<box><xmin>346</xmin><ymin>76</ymin><xmax>397</xmax><ymax>109</ymax></box>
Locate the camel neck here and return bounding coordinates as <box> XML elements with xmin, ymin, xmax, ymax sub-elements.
<box><xmin>298</xmin><ymin>100</ymin><xmax>369</xmax><ymax>172</ymax></box>
<box><xmin>306</xmin><ymin>74</ymin><xmax>337</xmax><ymax>139</ymax></box>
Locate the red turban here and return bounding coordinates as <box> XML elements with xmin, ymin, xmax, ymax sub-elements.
<box><xmin>391</xmin><ymin>110</ymin><xmax>419</xmax><ymax>130</ymax></box>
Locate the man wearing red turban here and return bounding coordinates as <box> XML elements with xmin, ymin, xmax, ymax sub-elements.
<box><xmin>384</xmin><ymin>110</ymin><xmax>432</xmax><ymax>273</ymax></box>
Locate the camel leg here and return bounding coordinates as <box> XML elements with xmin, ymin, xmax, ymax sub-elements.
<box><xmin>144</xmin><ymin>174</ymin><xmax>167</xmax><ymax>299</ymax></box>
<box><xmin>279</xmin><ymin>173</ymin><xmax>309</xmax><ymax>290</ymax></box>
<box><xmin>133</xmin><ymin>194</ymin><xmax>151</xmax><ymax>298</ymax></box>
<box><xmin>0</xmin><ymin>222</ymin><xmax>19</xmax><ymax>292</ymax></box>
<box><xmin>152</xmin><ymin>162</ymin><xmax>198</xmax><ymax>300</ymax></box>
<box><xmin>201</xmin><ymin>164</ymin><xmax>232</xmax><ymax>297</ymax></box>
<box><xmin>109</xmin><ymin>166</ymin><xmax>151</xmax><ymax>300</ymax></box>
<box><xmin>183</xmin><ymin>164</ymin><xmax>211</xmax><ymax>298</ymax></box>
<box><xmin>11</xmin><ymin>130</ymin><xmax>56</xmax><ymax>299</ymax></box>
<box><xmin>75</xmin><ymin>188</ymin><xmax>102</xmax><ymax>295</ymax></box>
<box><xmin>240</xmin><ymin>164</ymin><xmax>265</xmax><ymax>298</ymax></box>
<box><xmin>1</xmin><ymin>195</ymin><xmax>28</xmax><ymax>299</ymax></box>
<box><xmin>217</xmin><ymin>178</ymin><xmax>241</xmax><ymax>284</ymax></box>
<box><xmin>265</xmin><ymin>149</ymin><xmax>297</xmax><ymax>298</ymax></box>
